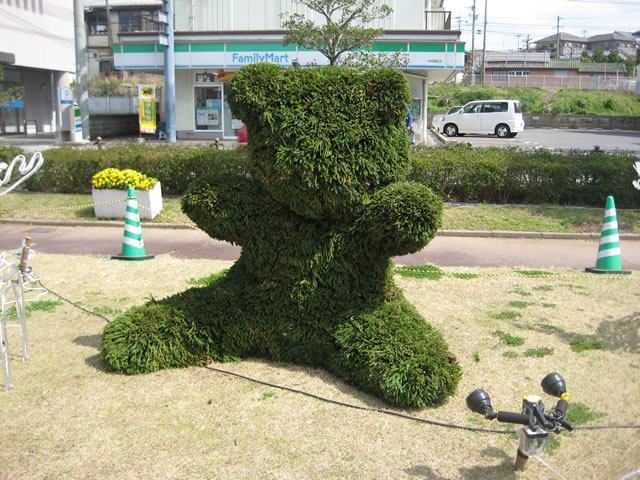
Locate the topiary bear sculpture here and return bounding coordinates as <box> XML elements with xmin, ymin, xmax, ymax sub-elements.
<box><xmin>102</xmin><ymin>63</ymin><xmax>461</xmax><ymax>407</ymax></box>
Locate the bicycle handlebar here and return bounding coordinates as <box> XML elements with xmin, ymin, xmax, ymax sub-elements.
<box><xmin>497</xmin><ymin>411</ymin><xmax>530</xmax><ymax>425</ymax></box>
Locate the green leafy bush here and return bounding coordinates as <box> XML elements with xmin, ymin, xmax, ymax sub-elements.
<box><xmin>23</xmin><ymin>144</ymin><xmax>250</xmax><ymax>195</ymax></box>
<box><xmin>102</xmin><ymin>64</ymin><xmax>461</xmax><ymax>408</ymax></box>
<box><xmin>428</xmin><ymin>83</ymin><xmax>640</xmax><ymax>116</ymax></box>
<box><xmin>407</xmin><ymin>144</ymin><xmax>640</xmax><ymax>208</ymax></box>
<box><xmin>15</xmin><ymin>141</ymin><xmax>640</xmax><ymax>208</ymax></box>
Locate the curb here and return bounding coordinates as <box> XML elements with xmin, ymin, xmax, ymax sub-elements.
<box><xmin>3</xmin><ymin>219</ymin><xmax>640</xmax><ymax>241</ymax></box>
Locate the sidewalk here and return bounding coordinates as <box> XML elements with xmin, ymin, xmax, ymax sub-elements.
<box><xmin>1</xmin><ymin>221</ymin><xmax>639</xmax><ymax>270</ymax></box>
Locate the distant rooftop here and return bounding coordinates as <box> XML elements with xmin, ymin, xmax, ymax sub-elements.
<box><xmin>535</xmin><ymin>33</ymin><xmax>587</xmax><ymax>44</ymax></box>
<box><xmin>486</xmin><ymin>51</ymin><xmax>550</xmax><ymax>64</ymax></box>
<box><xmin>485</xmin><ymin>58</ymin><xmax>627</xmax><ymax>74</ymax></box>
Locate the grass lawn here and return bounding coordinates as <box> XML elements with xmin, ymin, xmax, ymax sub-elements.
<box><xmin>2</xmin><ymin>192</ymin><xmax>640</xmax><ymax>233</ymax></box>
<box><xmin>1</xmin><ymin>254</ymin><xmax>639</xmax><ymax>479</ymax></box>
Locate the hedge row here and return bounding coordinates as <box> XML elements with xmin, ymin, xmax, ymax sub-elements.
<box><xmin>2</xmin><ymin>143</ymin><xmax>638</xmax><ymax>207</ymax></box>
<box><xmin>0</xmin><ymin>144</ymin><xmax>250</xmax><ymax>196</ymax></box>
<box><xmin>407</xmin><ymin>144</ymin><xmax>640</xmax><ymax>208</ymax></box>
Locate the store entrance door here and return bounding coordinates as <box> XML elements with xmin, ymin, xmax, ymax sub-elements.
<box><xmin>194</xmin><ymin>84</ymin><xmax>223</xmax><ymax>134</ymax></box>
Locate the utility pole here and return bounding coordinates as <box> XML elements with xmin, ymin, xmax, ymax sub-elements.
<box><xmin>105</xmin><ymin>0</ymin><xmax>113</xmax><ymax>55</ymax></box>
<box><xmin>481</xmin><ymin>0</ymin><xmax>488</xmax><ymax>84</ymax></box>
<box><xmin>524</xmin><ymin>34</ymin><xmax>531</xmax><ymax>51</ymax></box>
<box><xmin>164</xmin><ymin>0</ymin><xmax>176</xmax><ymax>142</ymax></box>
<box><xmin>516</xmin><ymin>34</ymin><xmax>521</xmax><ymax>51</ymax></box>
<box><xmin>455</xmin><ymin>15</ymin><xmax>462</xmax><ymax>31</ymax></box>
<box><xmin>556</xmin><ymin>16</ymin><xmax>561</xmax><ymax>59</ymax></box>
<box><xmin>73</xmin><ymin>0</ymin><xmax>90</xmax><ymax>140</ymax></box>
<box><xmin>470</xmin><ymin>0</ymin><xmax>476</xmax><ymax>85</ymax></box>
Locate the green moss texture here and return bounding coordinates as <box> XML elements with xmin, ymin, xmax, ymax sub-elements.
<box><xmin>102</xmin><ymin>64</ymin><xmax>461</xmax><ymax>407</ymax></box>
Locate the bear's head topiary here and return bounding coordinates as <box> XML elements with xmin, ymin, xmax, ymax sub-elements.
<box><xmin>227</xmin><ymin>63</ymin><xmax>411</xmax><ymax>222</ymax></box>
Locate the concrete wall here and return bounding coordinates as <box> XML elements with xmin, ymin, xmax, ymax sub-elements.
<box><xmin>90</xmin><ymin>114</ymin><xmax>139</xmax><ymax>138</ymax></box>
<box><xmin>523</xmin><ymin>114</ymin><xmax>640</xmax><ymax>131</ymax></box>
<box><xmin>174</xmin><ymin>0</ymin><xmax>428</xmax><ymax>31</ymax></box>
<box><xmin>426</xmin><ymin>112</ymin><xmax>640</xmax><ymax>131</ymax></box>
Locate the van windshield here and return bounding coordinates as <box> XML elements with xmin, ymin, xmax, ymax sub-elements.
<box><xmin>514</xmin><ymin>101</ymin><xmax>522</xmax><ymax>113</ymax></box>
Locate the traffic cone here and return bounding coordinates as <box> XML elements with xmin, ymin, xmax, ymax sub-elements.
<box><xmin>585</xmin><ymin>195</ymin><xmax>630</xmax><ymax>275</ymax></box>
<box><xmin>111</xmin><ymin>187</ymin><xmax>155</xmax><ymax>261</ymax></box>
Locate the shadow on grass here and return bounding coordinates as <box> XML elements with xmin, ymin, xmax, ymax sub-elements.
<box><xmin>74</xmin><ymin>334</ymin><xmax>107</xmax><ymax>371</ymax></box>
<box><xmin>404</xmin><ymin>464</ymin><xmax>451</xmax><ymax>479</ymax></box>
<box><xmin>525</xmin><ymin>311</ymin><xmax>640</xmax><ymax>353</ymax></box>
<box><xmin>73</xmin><ymin>206</ymin><xmax>98</xmax><ymax>220</ymax></box>
<box><xmin>457</xmin><ymin>447</ymin><xmax>516</xmax><ymax>479</ymax></box>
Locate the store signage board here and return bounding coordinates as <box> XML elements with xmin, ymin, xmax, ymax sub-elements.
<box><xmin>115</xmin><ymin>42</ymin><xmax>464</xmax><ymax>70</ymax></box>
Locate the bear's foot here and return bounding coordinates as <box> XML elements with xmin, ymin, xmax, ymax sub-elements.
<box><xmin>332</xmin><ymin>300</ymin><xmax>461</xmax><ymax>408</ymax></box>
<box><xmin>102</xmin><ymin>288</ymin><xmax>227</xmax><ymax>374</ymax></box>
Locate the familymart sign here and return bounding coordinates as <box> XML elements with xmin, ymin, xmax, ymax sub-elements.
<box><xmin>114</xmin><ymin>42</ymin><xmax>464</xmax><ymax>70</ymax></box>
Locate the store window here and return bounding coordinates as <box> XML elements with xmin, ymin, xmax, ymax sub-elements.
<box><xmin>194</xmin><ymin>84</ymin><xmax>223</xmax><ymax>131</ymax></box>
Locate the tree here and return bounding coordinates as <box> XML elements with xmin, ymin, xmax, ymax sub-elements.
<box><xmin>607</xmin><ymin>48</ymin><xmax>623</xmax><ymax>64</ymax></box>
<box><xmin>580</xmin><ymin>50</ymin><xmax>592</xmax><ymax>63</ymax></box>
<box><xmin>591</xmin><ymin>48</ymin><xmax>607</xmax><ymax>63</ymax></box>
<box><xmin>282</xmin><ymin>0</ymin><xmax>393</xmax><ymax>67</ymax></box>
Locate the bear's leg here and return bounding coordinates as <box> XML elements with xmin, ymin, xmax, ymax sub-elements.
<box><xmin>102</xmin><ymin>265</ymin><xmax>249</xmax><ymax>374</ymax></box>
<box><xmin>331</xmin><ymin>296</ymin><xmax>461</xmax><ymax>408</ymax></box>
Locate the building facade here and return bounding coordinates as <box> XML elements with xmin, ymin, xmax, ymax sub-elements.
<box><xmin>106</xmin><ymin>0</ymin><xmax>464</xmax><ymax>142</ymax></box>
<box><xmin>0</xmin><ymin>0</ymin><xmax>76</xmax><ymax>135</ymax></box>
<box><xmin>483</xmin><ymin>53</ymin><xmax>630</xmax><ymax>90</ymax></box>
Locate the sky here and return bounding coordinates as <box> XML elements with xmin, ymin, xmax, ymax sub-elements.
<box><xmin>445</xmin><ymin>0</ymin><xmax>640</xmax><ymax>52</ymax></box>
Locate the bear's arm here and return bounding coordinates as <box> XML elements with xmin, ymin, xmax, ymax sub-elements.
<box><xmin>181</xmin><ymin>173</ymin><xmax>275</xmax><ymax>246</ymax></box>
<box><xmin>351</xmin><ymin>182</ymin><xmax>443</xmax><ymax>257</ymax></box>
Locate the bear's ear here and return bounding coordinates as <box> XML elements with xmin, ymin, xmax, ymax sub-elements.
<box><xmin>362</xmin><ymin>67</ymin><xmax>412</xmax><ymax>124</ymax></box>
<box><xmin>227</xmin><ymin>63</ymin><xmax>282</xmax><ymax>123</ymax></box>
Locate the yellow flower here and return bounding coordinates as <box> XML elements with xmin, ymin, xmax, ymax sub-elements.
<box><xmin>91</xmin><ymin>168</ymin><xmax>158</xmax><ymax>190</ymax></box>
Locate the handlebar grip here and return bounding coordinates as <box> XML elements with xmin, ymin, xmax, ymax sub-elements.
<box><xmin>555</xmin><ymin>399</ymin><xmax>568</xmax><ymax>418</ymax></box>
<box><xmin>497</xmin><ymin>411</ymin><xmax>530</xmax><ymax>425</ymax></box>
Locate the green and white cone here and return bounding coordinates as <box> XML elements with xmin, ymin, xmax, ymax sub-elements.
<box><xmin>112</xmin><ymin>187</ymin><xmax>154</xmax><ymax>261</ymax></box>
<box><xmin>585</xmin><ymin>195</ymin><xmax>629</xmax><ymax>275</ymax></box>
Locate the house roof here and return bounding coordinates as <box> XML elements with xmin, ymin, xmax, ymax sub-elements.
<box><xmin>485</xmin><ymin>60</ymin><xmax>626</xmax><ymax>73</ymax></box>
<box><xmin>588</xmin><ymin>31</ymin><xmax>635</xmax><ymax>43</ymax></box>
<box><xmin>485</xmin><ymin>51</ymin><xmax>550</xmax><ymax>64</ymax></box>
<box><xmin>535</xmin><ymin>33</ymin><xmax>587</xmax><ymax>44</ymax></box>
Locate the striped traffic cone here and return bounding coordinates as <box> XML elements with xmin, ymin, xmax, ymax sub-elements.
<box><xmin>111</xmin><ymin>187</ymin><xmax>154</xmax><ymax>261</ymax></box>
<box><xmin>585</xmin><ymin>195</ymin><xmax>630</xmax><ymax>275</ymax></box>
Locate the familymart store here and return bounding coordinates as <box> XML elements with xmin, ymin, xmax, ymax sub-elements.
<box><xmin>114</xmin><ymin>32</ymin><xmax>464</xmax><ymax>142</ymax></box>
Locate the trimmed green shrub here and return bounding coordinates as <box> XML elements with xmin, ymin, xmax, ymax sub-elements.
<box><xmin>23</xmin><ymin>143</ymin><xmax>250</xmax><ymax>195</ymax></box>
<box><xmin>16</xmin><ymin>135</ymin><xmax>640</xmax><ymax>208</ymax></box>
<box><xmin>407</xmin><ymin>144</ymin><xmax>640</xmax><ymax>208</ymax></box>
<box><xmin>102</xmin><ymin>64</ymin><xmax>461</xmax><ymax>408</ymax></box>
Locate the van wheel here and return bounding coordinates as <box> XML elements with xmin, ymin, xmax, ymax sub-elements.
<box><xmin>444</xmin><ymin>124</ymin><xmax>458</xmax><ymax>137</ymax></box>
<box><xmin>496</xmin><ymin>124</ymin><xmax>511</xmax><ymax>138</ymax></box>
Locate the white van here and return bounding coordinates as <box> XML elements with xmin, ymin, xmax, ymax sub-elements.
<box><xmin>432</xmin><ymin>99</ymin><xmax>525</xmax><ymax>138</ymax></box>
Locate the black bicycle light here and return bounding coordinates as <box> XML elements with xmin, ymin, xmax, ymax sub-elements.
<box><xmin>541</xmin><ymin>372</ymin><xmax>567</xmax><ymax>398</ymax></box>
<box><xmin>466</xmin><ymin>389</ymin><xmax>497</xmax><ymax>419</ymax></box>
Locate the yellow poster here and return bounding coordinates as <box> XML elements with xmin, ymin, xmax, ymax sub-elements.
<box><xmin>138</xmin><ymin>84</ymin><xmax>156</xmax><ymax>134</ymax></box>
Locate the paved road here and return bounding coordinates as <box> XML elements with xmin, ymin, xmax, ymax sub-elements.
<box><xmin>2</xmin><ymin>223</ymin><xmax>639</xmax><ymax>271</ymax></box>
<box><xmin>437</xmin><ymin>128</ymin><xmax>640</xmax><ymax>153</ymax></box>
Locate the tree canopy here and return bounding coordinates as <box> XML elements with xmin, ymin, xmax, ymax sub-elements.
<box><xmin>282</xmin><ymin>0</ymin><xmax>393</xmax><ymax>67</ymax></box>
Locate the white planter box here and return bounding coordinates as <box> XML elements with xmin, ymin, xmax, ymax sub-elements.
<box><xmin>92</xmin><ymin>182</ymin><xmax>163</xmax><ymax>219</ymax></box>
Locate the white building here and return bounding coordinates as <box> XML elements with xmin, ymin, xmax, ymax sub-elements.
<box><xmin>0</xmin><ymin>0</ymin><xmax>76</xmax><ymax>135</ymax></box>
<box><xmin>94</xmin><ymin>0</ymin><xmax>464</xmax><ymax>142</ymax></box>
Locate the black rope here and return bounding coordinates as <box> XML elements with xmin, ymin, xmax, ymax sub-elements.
<box><xmin>35</xmin><ymin>280</ymin><xmax>112</xmax><ymax>323</ymax></box>
<box><xmin>203</xmin><ymin>365</ymin><xmax>517</xmax><ymax>434</ymax></box>
<box><xmin>33</xmin><ymin>278</ymin><xmax>640</xmax><ymax>435</ymax></box>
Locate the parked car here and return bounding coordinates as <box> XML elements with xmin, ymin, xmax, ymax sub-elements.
<box><xmin>432</xmin><ymin>99</ymin><xmax>525</xmax><ymax>138</ymax></box>
<box><xmin>431</xmin><ymin>106</ymin><xmax>462</xmax><ymax>130</ymax></box>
